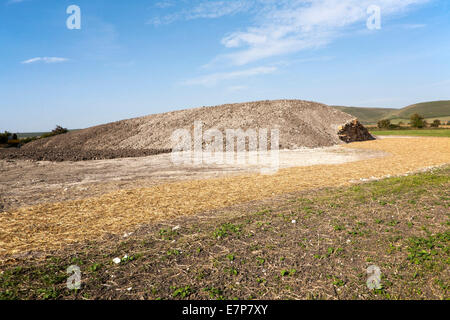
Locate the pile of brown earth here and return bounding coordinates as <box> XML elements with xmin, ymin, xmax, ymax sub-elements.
<box><xmin>0</xmin><ymin>148</ymin><xmax>170</xmax><ymax>162</ymax></box>
<box><xmin>0</xmin><ymin>100</ymin><xmax>374</xmax><ymax>162</ymax></box>
<box><xmin>338</xmin><ymin>119</ymin><xmax>376</xmax><ymax>143</ymax></box>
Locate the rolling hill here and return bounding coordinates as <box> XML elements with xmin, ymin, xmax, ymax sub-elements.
<box><xmin>331</xmin><ymin>106</ymin><xmax>396</xmax><ymax>124</ymax></box>
<box><xmin>333</xmin><ymin>100</ymin><xmax>450</xmax><ymax>124</ymax></box>
<box><xmin>391</xmin><ymin>101</ymin><xmax>450</xmax><ymax>119</ymax></box>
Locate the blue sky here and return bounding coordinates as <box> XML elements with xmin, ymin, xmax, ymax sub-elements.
<box><xmin>1</xmin><ymin>0</ymin><xmax>449</xmax><ymax>132</ymax></box>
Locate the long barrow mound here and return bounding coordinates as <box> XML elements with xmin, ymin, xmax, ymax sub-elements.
<box><xmin>1</xmin><ymin>100</ymin><xmax>374</xmax><ymax>161</ymax></box>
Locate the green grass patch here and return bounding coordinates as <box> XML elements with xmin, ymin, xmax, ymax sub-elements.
<box><xmin>213</xmin><ymin>223</ymin><xmax>242</xmax><ymax>239</ymax></box>
<box><xmin>370</xmin><ymin>129</ymin><xmax>450</xmax><ymax>137</ymax></box>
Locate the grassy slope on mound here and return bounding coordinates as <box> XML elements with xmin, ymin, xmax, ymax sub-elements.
<box><xmin>1</xmin><ymin>167</ymin><xmax>448</xmax><ymax>300</ymax></box>
<box><xmin>333</xmin><ymin>101</ymin><xmax>450</xmax><ymax>124</ymax></box>
<box><xmin>371</xmin><ymin>129</ymin><xmax>450</xmax><ymax>137</ymax></box>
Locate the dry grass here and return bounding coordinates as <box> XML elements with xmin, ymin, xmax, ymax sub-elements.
<box><xmin>1</xmin><ymin>137</ymin><xmax>449</xmax><ymax>262</ymax></box>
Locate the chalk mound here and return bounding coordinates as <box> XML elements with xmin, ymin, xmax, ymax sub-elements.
<box><xmin>7</xmin><ymin>100</ymin><xmax>374</xmax><ymax>161</ymax></box>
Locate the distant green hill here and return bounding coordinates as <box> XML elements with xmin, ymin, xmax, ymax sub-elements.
<box><xmin>16</xmin><ymin>132</ymin><xmax>49</xmax><ymax>139</ymax></box>
<box><xmin>333</xmin><ymin>100</ymin><xmax>450</xmax><ymax>124</ymax></box>
<box><xmin>16</xmin><ymin>129</ymin><xmax>80</xmax><ymax>139</ymax></box>
<box><xmin>333</xmin><ymin>106</ymin><xmax>396</xmax><ymax>124</ymax></box>
<box><xmin>389</xmin><ymin>101</ymin><xmax>450</xmax><ymax>119</ymax></box>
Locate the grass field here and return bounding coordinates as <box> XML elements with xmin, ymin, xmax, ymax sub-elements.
<box><xmin>389</xmin><ymin>116</ymin><xmax>450</xmax><ymax>125</ymax></box>
<box><xmin>371</xmin><ymin>129</ymin><xmax>450</xmax><ymax>137</ymax></box>
<box><xmin>1</xmin><ymin>166</ymin><xmax>448</xmax><ymax>300</ymax></box>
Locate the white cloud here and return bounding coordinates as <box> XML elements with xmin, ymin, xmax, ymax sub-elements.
<box><xmin>215</xmin><ymin>0</ymin><xmax>431</xmax><ymax>66</ymax></box>
<box><xmin>152</xmin><ymin>0</ymin><xmax>431</xmax><ymax>65</ymax></box>
<box><xmin>21</xmin><ymin>57</ymin><xmax>69</xmax><ymax>64</ymax></box>
<box><xmin>154</xmin><ymin>1</ymin><xmax>431</xmax><ymax>87</ymax></box>
<box><xmin>147</xmin><ymin>0</ymin><xmax>253</xmax><ymax>26</ymax></box>
<box><xmin>186</xmin><ymin>0</ymin><xmax>251</xmax><ymax>19</ymax></box>
<box><xmin>155</xmin><ymin>1</ymin><xmax>175</xmax><ymax>9</ymax></box>
<box><xmin>402</xmin><ymin>23</ymin><xmax>426</xmax><ymax>29</ymax></box>
<box><xmin>182</xmin><ymin>66</ymin><xmax>277</xmax><ymax>86</ymax></box>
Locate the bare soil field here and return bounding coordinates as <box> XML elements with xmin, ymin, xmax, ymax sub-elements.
<box><xmin>0</xmin><ymin>148</ymin><xmax>170</xmax><ymax>162</ymax></box>
<box><xmin>1</xmin><ymin>166</ymin><xmax>448</xmax><ymax>300</ymax></box>
<box><xmin>0</xmin><ymin>146</ymin><xmax>386</xmax><ymax>211</ymax></box>
<box><xmin>0</xmin><ymin>137</ymin><xmax>449</xmax><ymax>262</ymax></box>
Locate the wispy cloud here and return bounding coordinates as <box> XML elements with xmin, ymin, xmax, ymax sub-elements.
<box><xmin>151</xmin><ymin>0</ymin><xmax>431</xmax><ymax>66</ymax></box>
<box><xmin>154</xmin><ymin>1</ymin><xmax>175</xmax><ymax>9</ymax></box>
<box><xmin>153</xmin><ymin>1</ymin><xmax>431</xmax><ymax>88</ymax></box>
<box><xmin>401</xmin><ymin>23</ymin><xmax>426</xmax><ymax>29</ymax></box>
<box><xmin>182</xmin><ymin>66</ymin><xmax>277</xmax><ymax>86</ymax></box>
<box><xmin>217</xmin><ymin>0</ymin><xmax>431</xmax><ymax>66</ymax></box>
<box><xmin>148</xmin><ymin>0</ymin><xmax>252</xmax><ymax>26</ymax></box>
<box><xmin>21</xmin><ymin>57</ymin><xmax>69</xmax><ymax>64</ymax></box>
<box><xmin>186</xmin><ymin>0</ymin><xmax>251</xmax><ymax>19</ymax></box>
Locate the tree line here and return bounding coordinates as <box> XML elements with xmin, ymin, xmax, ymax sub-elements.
<box><xmin>0</xmin><ymin>125</ymin><xmax>69</xmax><ymax>146</ymax></box>
<box><xmin>377</xmin><ymin>114</ymin><xmax>449</xmax><ymax>129</ymax></box>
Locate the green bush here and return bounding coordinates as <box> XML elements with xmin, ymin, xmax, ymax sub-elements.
<box><xmin>52</xmin><ymin>125</ymin><xmax>68</xmax><ymax>135</ymax></box>
<box><xmin>19</xmin><ymin>136</ymin><xmax>38</xmax><ymax>145</ymax></box>
<box><xmin>41</xmin><ymin>125</ymin><xmax>69</xmax><ymax>139</ymax></box>
<box><xmin>377</xmin><ymin>119</ymin><xmax>391</xmax><ymax>129</ymax></box>
<box><xmin>430</xmin><ymin>120</ymin><xmax>441</xmax><ymax>128</ymax></box>
<box><xmin>410</xmin><ymin>114</ymin><xmax>426</xmax><ymax>128</ymax></box>
<box><xmin>0</xmin><ymin>131</ymin><xmax>12</xmax><ymax>144</ymax></box>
